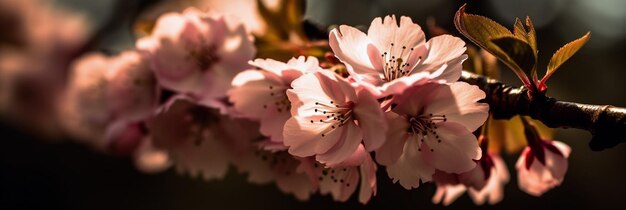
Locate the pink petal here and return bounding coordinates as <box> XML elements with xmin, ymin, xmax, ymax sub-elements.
<box><xmin>283</xmin><ymin>117</ymin><xmax>327</xmax><ymax>157</ymax></box>
<box><xmin>423</xmin><ymin>122</ymin><xmax>480</xmax><ymax>173</ymax></box>
<box><xmin>367</xmin><ymin>16</ymin><xmax>426</xmax><ymax>59</ymax></box>
<box><xmin>544</xmin><ymin>141</ymin><xmax>570</xmax><ymax>183</ymax></box>
<box><xmin>425</xmin><ymin>82</ymin><xmax>489</xmax><ymax>132</ymax></box>
<box><xmin>419</xmin><ymin>35</ymin><xmax>467</xmax><ymax>82</ymax></box>
<box><xmin>260</xmin><ymin>110</ymin><xmax>291</xmax><ymax>143</ymax></box>
<box><xmin>386</xmin><ymin>135</ymin><xmax>435</xmax><ymax>189</ymax></box>
<box><xmin>316</xmin><ymin>123</ymin><xmax>364</xmax><ymax>166</ymax></box>
<box><xmin>375</xmin><ymin>112</ymin><xmax>410</xmax><ymax>165</ymax></box>
<box><xmin>141</xmin><ymin>14</ymin><xmax>205</xmax><ymax>93</ymax></box>
<box><xmin>171</xmin><ymin>131</ymin><xmax>231</xmax><ymax>180</ymax></box>
<box><xmin>515</xmin><ymin>144</ymin><xmax>568</xmax><ymax>196</ymax></box>
<box><xmin>390</xmin><ymin>82</ymin><xmax>435</xmax><ymax>116</ymax></box>
<box><xmin>432</xmin><ymin>184</ymin><xmax>467</xmax><ymax>206</ymax></box>
<box><xmin>105</xmin><ymin>51</ymin><xmax>158</xmax><ymax>121</ymax></box>
<box><xmin>318</xmin><ymin>165</ymin><xmax>359</xmax><ymax>202</ymax></box>
<box><xmin>468</xmin><ymin>155</ymin><xmax>509</xmax><ymax>205</ymax></box>
<box><xmin>329</xmin><ymin>26</ymin><xmax>379</xmax><ymax>78</ymax></box>
<box><xmin>354</xmin><ymin>89</ymin><xmax>387</xmax><ymax>151</ymax></box>
<box><xmin>458</xmin><ymin>162</ymin><xmax>487</xmax><ymax>190</ymax></box>
<box><xmin>229</xmin><ymin>69</ymin><xmax>284</xmax><ymax>119</ymax></box>
<box><xmin>358</xmin><ymin>154</ymin><xmax>377</xmax><ymax>204</ymax></box>
<box><xmin>378</xmin><ymin>71</ymin><xmax>430</xmax><ymax>97</ymax></box>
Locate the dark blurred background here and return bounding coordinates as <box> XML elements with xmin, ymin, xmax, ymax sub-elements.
<box><xmin>2</xmin><ymin>0</ymin><xmax>626</xmax><ymax>209</ymax></box>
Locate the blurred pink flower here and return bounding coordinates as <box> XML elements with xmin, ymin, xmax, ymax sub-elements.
<box><xmin>59</xmin><ymin>53</ymin><xmax>110</xmax><ymax>146</ymax></box>
<box><xmin>146</xmin><ymin>97</ymin><xmax>258</xmax><ymax>180</ymax></box>
<box><xmin>329</xmin><ymin>15</ymin><xmax>467</xmax><ymax>96</ymax></box>
<box><xmin>376</xmin><ymin>82</ymin><xmax>488</xmax><ymax>189</ymax></box>
<box><xmin>236</xmin><ymin>140</ymin><xmax>318</xmax><ymax>200</ymax></box>
<box><xmin>431</xmin><ymin>151</ymin><xmax>510</xmax><ymax>206</ymax></box>
<box><xmin>137</xmin><ymin>0</ymin><xmax>267</xmax><ymax>36</ymax></box>
<box><xmin>467</xmin><ymin>154</ymin><xmax>509</xmax><ymax>205</ymax></box>
<box><xmin>59</xmin><ymin>51</ymin><xmax>158</xmax><ymax>150</ymax></box>
<box><xmin>283</xmin><ymin>71</ymin><xmax>387</xmax><ymax>166</ymax></box>
<box><xmin>229</xmin><ymin>56</ymin><xmax>322</xmax><ymax>143</ymax></box>
<box><xmin>432</xmin><ymin>182</ymin><xmax>467</xmax><ymax>206</ymax></box>
<box><xmin>136</xmin><ymin>8</ymin><xmax>255</xmax><ymax>109</ymax></box>
<box><xmin>104</xmin><ymin>51</ymin><xmax>159</xmax><ymax>122</ymax></box>
<box><xmin>0</xmin><ymin>0</ymin><xmax>88</xmax><ymax>136</ymax></box>
<box><xmin>516</xmin><ymin>140</ymin><xmax>571</xmax><ymax>196</ymax></box>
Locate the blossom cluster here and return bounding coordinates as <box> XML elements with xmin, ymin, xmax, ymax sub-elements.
<box><xmin>48</xmin><ymin>5</ymin><xmax>572</xmax><ymax>206</ymax></box>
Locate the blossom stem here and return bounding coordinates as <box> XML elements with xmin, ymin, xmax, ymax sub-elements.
<box><xmin>460</xmin><ymin>71</ymin><xmax>626</xmax><ymax>151</ymax></box>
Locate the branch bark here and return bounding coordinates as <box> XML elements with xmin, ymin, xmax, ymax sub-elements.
<box><xmin>459</xmin><ymin>71</ymin><xmax>626</xmax><ymax>151</ymax></box>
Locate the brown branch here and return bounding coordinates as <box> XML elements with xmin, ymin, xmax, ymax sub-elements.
<box><xmin>460</xmin><ymin>71</ymin><xmax>626</xmax><ymax>151</ymax></box>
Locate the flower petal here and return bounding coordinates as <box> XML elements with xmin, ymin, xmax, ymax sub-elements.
<box><xmin>419</xmin><ymin>35</ymin><xmax>467</xmax><ymax>82</ymax></box>
<box><xmin>425</xmin><ymin>82</ymin><xmax>489</xmax><ymax>132</ymax></box>
<box><xmin>376</xmin><ymin>112</ymin><xmax>409</xmax><ymax>165</ymax></box>
<box><xmin>316</xmin><ymin>123</ymin><xmax>364</xmax><ymax>166</ymax></box>
<box><xmin>423</xmin><ymin>122</ymin><xmax>480</xmax><ymax>173</ymax></box>
<box><xmin>358</xmin><ymin>154</ymin><xmax>377</xmax><ymax>204</ymax></box>
<box><xmin>329</xmin><ymin>26</ymin><xmax>379</xmax><ymax>77</ymax></box>
<box><xmin>260</xmin><ymin>110</ymin><xmax>291</xmax><ymax>143</ymax></box>
<box><xmin>229</xmin><ymin>70</ymin><xmax>284</xmax><ymax>119</ymax></box>
<box><xmin>354</xmin><ymin>89</ymin><xmax>387</xmax><ymax>151</ymax></box>
<box><xmin>386</xmin><ymin>135</ymin><xmax>435</xmax><ymax>189</ymax></box>
<box><xmin>283</xmin><ymin>117</ymin><xmax>329</xmax><ymax>157</ymax></box>
<box><xmin>367</xmin><ymin>16</ymin><xmax>426</xmax><ymax>58</ymax></box>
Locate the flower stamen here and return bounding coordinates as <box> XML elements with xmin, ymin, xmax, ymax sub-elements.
<box><xmin>408</xmin><ymin>113</ymin><xmax>447</xmax><ymax>152</ymax></box>
<box><xmin>309</xmin><ymin>101</ymin><xmax>355</xmax><ymax>137</ymax></box>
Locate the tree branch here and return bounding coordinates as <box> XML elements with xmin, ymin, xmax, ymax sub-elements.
<box><xmin>460</xmin><ymin>71</ymin><xmax>626</xmax><ymax>151</ymax></box>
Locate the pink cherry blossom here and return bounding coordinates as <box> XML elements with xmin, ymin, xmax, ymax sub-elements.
<box><xmin>105</xmin><ymin>51</ymin><xmax>159</xmax><ymax>122</ymax></box>
<box><xmin>146</xmin><ymin>97</ymin><xmax>258</xmax><ymax>180</ymax></box>
<box><xmin>59</xmin><ymin>53</ymin><xmax>111</xmax><ymax>146</ymax></box>
<box><xmin>229</xmin><ymin>56</ymin><xmax>322</xmax><ymax>143</ymax></box>
<box><xmin>1</xmin><ymin>0</ymin><xmax>87</xmax><ymax>121</ymax></box>
<box><xmin>516</xmin><ymin>140</ymin><xmax>571</xmax><ymax>196</ymax></box>
<box><xmin>283</xmin><ymin>71</ymin><xmax>387</xmax><ymax>166</ymax></box>
<box><xmin>236</xmin><ymin>140</ymin><xmax>318</xmax><ymax>200</ymax></box>
<box><xmin>317</xmin><ymin>145</ymin><xmax>377</xmax><ymax>204</ymax></box>
<box><xmin>329</xmin><ymin>15</ymin><xmax>467</xmax><ymax>96</ymax></box>
<box><xmin>59</xmin><ymin>51</ymin><xmax>158</xmax><ymax>150</ymax></box>
<box><xmin>376</xmin><ymin>82</ymin><xmax>488</xmax><ymax>189</ymax></box>
<box><xmin>137</xmin><ymin>0</ymin><xmax>267</xmax><ymax>36</ymax></box>
<box><xmin>431</xmin><ymin>136</ymin><xmax>510</xmax><ymax>206</ymax></box>
<box><xmin>467</xmin><ymin>154</ymin><xmax>509</xmax><ymax>205</ymax></box>
<box><xmin>136</xmin><ymin>8</ymin><xmax>255</xmax><ymax>109</ymax></box>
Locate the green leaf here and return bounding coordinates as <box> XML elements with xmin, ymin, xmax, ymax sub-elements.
<box><xmin>454</xmin><ymin>5</ymin><xmax>514</xmax><ymax>53</ymax></box>
<box><xmin>455</xmin><ymin>5</ymin><xmax>533</xmax><ymax>86</ymax></box>
<box><xmin>490</xmin><ymin>36</ymin><xmax>537</xmax><ymax>79</ymax></box>
<box><xmin>542</xmin><ymin>32</ymin><xmax>591</xmax><ymax>83</ymax></box>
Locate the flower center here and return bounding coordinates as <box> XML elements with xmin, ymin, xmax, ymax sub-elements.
<box><xmin>408</xmin><ymin>113</ymin><xmax>447</xmax><ymax>152</ymax></box>
<box><xmin>189</xmin><ymin>45</ymin><xmax>220</xmax><ymax>71</ymax></box>
<box><xmin>380</xmin><ymin>43</ymin><xmax>423</xmax><ymax>82</ymax></box>
<box><xmin>255</xmin><ymin>150</ymin><xmax>298</xmax><ymax>176</ymax></box>
<box><xmin>308</xmin><ymin>100</ymin><xmax>354</xmax><ymax>137</ymax></box>
<box><xmin>263</xmin><ymin>85</ymin><xmax>290</xmax><ymax>113</ymax></box>
<box><xmin>187</xmin><ymin>106</ymin><xmax>220</xmax><ymax>145</ymax></box>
